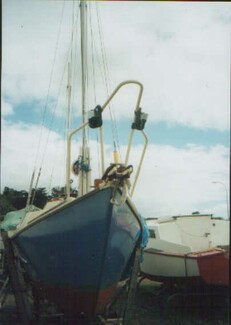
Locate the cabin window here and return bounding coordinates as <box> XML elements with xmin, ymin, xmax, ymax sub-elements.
<box><xmin>149</xmin><ymin>229</ymin><xmax>156</xmax><ymax>238</ymax></box>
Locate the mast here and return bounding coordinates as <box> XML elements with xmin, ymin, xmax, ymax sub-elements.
<box><xmin>79</xmin><ymin>0</ymin><xmax>90</xmax><ymax>196</ymax></box>
<box><xmin>80</xmin><ymin>0</ymin><xmax>87</xmax><ymax>139</ymax></box>
<box><xmin>66</xmin><ymin>62</ymin><xmax>72</xmax><ymax>199</ymax></box>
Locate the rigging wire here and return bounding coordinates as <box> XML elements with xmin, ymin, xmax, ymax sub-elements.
<box><xmin>89</xmin><ymin>3</ymin><xmax>101</xmax><ymax>177</ymax></box>
<box><xmin>31</xmin><ymin>0</ymin><xmax>124</xmax><ymax>203</ymax></box>
<box><xmin>31</xmin><ymin>2</ymin><xmax>80</xmax><ymax>203</ymax></box>
<box><xmin>95</xmin><ymin>2</ymin><xmax>121</xmax><ymax>159</ymax></box>
<box><xmin>47</xmin><ymin>2</ymin><xmax>81</xmax><ymax>194</ymax></box>
<box><xmin>89</xmin><ymin>4</ymin><xmax>97</xmax><ymax>105</ymax></box>
<box><xmin>72</xmin><ymin>2</ymin><xmax>81</xmax><ymax>131</ymax></box>
<box><xmin>66</xmin><ymin>0</ymin><xmax>76</xmax><ymax>133</ymax></box>
<box><xmin>33</xmin><ymin>1</ymin><xmax>66</xmax><ymax>171</ymax></box>
<box><xmin>70</xmin><ymin>0</ymin><xmax>90</xmax><ymax>155</ymax></box>
<box><xmin>30</xmin><ymin>1</ymin><xmax>66</xmax><ymax>204</ymax></box>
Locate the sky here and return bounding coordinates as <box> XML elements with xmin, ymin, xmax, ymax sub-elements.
<box><xmin>1</xmin><ymin>0</ymin><xmax>230</xmax><ymax>219</ymax></box>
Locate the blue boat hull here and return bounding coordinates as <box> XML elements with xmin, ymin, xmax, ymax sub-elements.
<box><xmin>12</xmin><ymin>187</ymin><xmax>141</xmax><ymax>317</ymax></box>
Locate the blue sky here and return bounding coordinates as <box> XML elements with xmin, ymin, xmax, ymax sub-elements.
<box><xmin>4</xmin><ymin>108</ymin><xmax>229</xmax><ymax>149</ymax></box>
<box><xmin>1</xmin><ymin>0</ymin><xmax>230</xmax><ymax>218</ymax></box>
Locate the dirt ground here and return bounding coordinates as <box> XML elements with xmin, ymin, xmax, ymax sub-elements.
<box><xmin>0</xmin><ymin>278</ymin><xmax>229</xmax><ymax>325</ymax></box>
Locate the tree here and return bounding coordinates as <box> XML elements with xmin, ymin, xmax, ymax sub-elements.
<box><xmin>13</xmin><ymin>190</ymin><xmax>28</xmax><ymax>209</ymax></box>
<box><xmin>51</xmin><ymin>186</ymin><xmax>78</xmax><ymax>199</ymax></box>
<box><xmin>0</xmin><ymin>193</ymin><xmax>16</xmax><ymax>220</ymax></box>
<box><xmin>51</xmin><ymin>186</ymin><xmax>66</xmax><ymax>198</ymax></box>
<box><xmin>31</xmin><ymin>188</ymin><xmax>48</xmax><ymax>209</ymax></box>
<box><xmin>2</xmin><ymin>187</ymin><xmax>28</xmax><ymax>210</ymax></box>
<box><xmin>1</xmin><ymin>186</ymin><xmax>49</xmax><ymax>211</ymax></box>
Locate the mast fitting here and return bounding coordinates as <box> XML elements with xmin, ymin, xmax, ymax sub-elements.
<box><xmin>88</xmin><ymin>105</ymin><xmax>103</xmax><ymax>128</ymax></box>
<box><xmin>131</xmin><ymin>108</ymin><xmax>148</xmax><ymax>131</ymax></box>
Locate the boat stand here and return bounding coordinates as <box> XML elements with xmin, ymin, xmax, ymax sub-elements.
<box><xmin>0</xmin><ymin>276</ymin><xmax>10</xmax><ymax>308</ymax></box>
<box><xmin>123</xmin><ymin>246</ymin><xmax>141</xmax><ymax>325</ymax></box>
<box><xmin>107</xmin><ymin>247</ymin><xmax>142</xmax><ymax>325</ymax></box>
<box><xmin>1</xmin><ymin>230</ymin><xmax>32</xmax><ymax>325</ymax></box>
<box><xmin>152</xmin><ymin>282</ymin><xmax>229</xmax><ymax>308</ymax></box>
<box><xmin>97</xmin><ymin>315</ymin><xmax>123</xmax><ymax>325</ymax></box>
<box><xmin>97</xmin><ymin>245</ymin><xmax>142</xmax><ymax>325</ymax></box>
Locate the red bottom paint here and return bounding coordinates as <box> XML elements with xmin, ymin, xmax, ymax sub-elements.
<box><xmin>142</xmin><ymin>248</ymin><xmax>229</xmax><ymax>288</ymax></box>
<box><xmin>141</xmin><ymin>273</ymin><xmax>203</xmax><ymax>287</ymax></box>
<box><xmin>35</xmin><ymin>282</ymin><xmax>117</xmax><ymax>318</ymax></box>
<box><xmin>196</xmin><ymin>249</ymin><xmax>229</xmax><ymax>286</ymax></box>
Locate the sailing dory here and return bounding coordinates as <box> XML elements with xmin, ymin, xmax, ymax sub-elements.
<box><xmin>1</xmin><ymin>0</ymin><xmax>149</xmax><ymax>319</ymax></box>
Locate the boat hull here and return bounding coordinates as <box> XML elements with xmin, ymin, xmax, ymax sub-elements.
<box><xmin>141</xmin><ymin>248</ymin><xmax>229</xmax><ymax>287</ymax></box>
<box><xmin>196</xmin><ymin>249</ymin><xmax>229</xmax><ymax>286</ymax></box>
<box><xmin>141</xmin><ymin>216</ymin><xmax>229</xmax><ymax>287</ymax></box>
<box><xmin>11</xmin><ymin>187</ymin><xmax>141</xmax><ymax>317</ymax></box>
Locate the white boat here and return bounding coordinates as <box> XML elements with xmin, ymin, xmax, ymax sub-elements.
<box><xmin>141</xmin><ymin>214</ymin><xmax>229</xmax><ymax>287</ymax></box>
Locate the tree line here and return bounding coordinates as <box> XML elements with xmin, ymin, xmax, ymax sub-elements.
<box><xmin>0</xmin><ymin>186</ymin><xmax>78</xmax><ymax>220</ymax></box>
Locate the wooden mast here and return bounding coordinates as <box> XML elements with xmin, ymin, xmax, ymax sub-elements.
<box><xmin>79</xmin><ymin>0</ymin><xmax>90</xmax><ymax>196</ymax></box>
<box><xmin>66</xmin><ymin>0</ymin><xmax>90</xmax><ymax>199</ymax></box>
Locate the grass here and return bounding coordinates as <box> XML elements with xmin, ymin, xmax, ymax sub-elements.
<box><xmin>0</xmin><ymin>278</ymin><xmax>229</xmax><ymax>324</ymax></box>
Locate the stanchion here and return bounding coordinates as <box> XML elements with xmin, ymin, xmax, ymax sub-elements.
<box><xmin>123</xmin><ymin>244</ymin><xmax>141</xmax><ymax>325</ymax></box>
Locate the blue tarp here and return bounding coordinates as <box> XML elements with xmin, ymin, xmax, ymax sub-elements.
<box><xmin>139</xmin><ymin>215</ymin><xmax>150</xmax><ymax>262</ymax></box>
<box><xmin>0</xmin><ymin>206</ymin><xmax>40</xmax><ymax>231</ymax></box>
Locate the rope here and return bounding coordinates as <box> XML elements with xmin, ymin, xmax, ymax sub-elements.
<box><xmin>89</xmin><ymin>3</ymin><xmax>101</xmax><ymax>177</ymax></box>
<box><xmin>33</xmin><ymin>1</ymin><xmax>66</xmax><ymax>170</ymax></box>
<box><xmin>32</xmin><ymin>3</ymin><xmax>81</xmax><ymax>197</ymax></box>
<box><xmin>176</xmin><ymin>219</ymin><xmax>211</xmax><ymax>238</ymax></box>
<box><xmin>30</xmin><ymin>167</ymin><xmax>41</xmax><ymax>205</ymax></box>
<box><xmin>30</xmin><ymin>2</ymin><xmax>66</xmax><ymax>206</ymax></box>
<box><xmin>95</xmin><ymin>2</ymin><xmax>121</xmax><ymax>160</ymax></box>
<box><xmin>47</xmin><ymin>124</ymin><xmax>66</xmax><ymax>195</ymax></box>
<box><xmin>71</xmin><ymin>3</ymin><xmax>80</xmax><ymax>131</ymax></box>
<box><xmin>110</xmin><ymin>183</ymin><xmax>128</xmax><ymax>207</ymax></box>
<box><xmin>89</xmin><ymin>3</ymin><xmax>97</xmax><ymax>105</ymax></box>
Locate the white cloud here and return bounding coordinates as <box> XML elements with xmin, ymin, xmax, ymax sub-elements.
<box><xmin>1</xmin><ymin>120</ymin><xmax>229</xmax><ymax>219</ymax></box>
<box><xmin>128</xmin><ymin>142</ymin><xmax>229</xmax><ymax>219</ymax></box>
<box><xmin>2</xmin><ymin>0</ymin><xmax>72</xmax><ymax>104</ymax></box>
<box><xmin>2</xmin><ymin>1</ymin><xmax>231</xmax><ymax>130</ymax></box>
<box><xmin>1</xmin><ymin>100</ymin><xmax>14</xmax><ymax>116</ymax></box>
<box><xmin>142</xmin><ymin>21</ymin><xmax>230</xmax><ymax>130</ymax></box>
<box><xmin>1</xmin><ymin>2</ymin><xmax>230</xmax><ymax>219</ymax></box>
<box><xmin>1</xmin><ymin>120</ymin><xmax>66</xmax><ymax>192</ymax></box>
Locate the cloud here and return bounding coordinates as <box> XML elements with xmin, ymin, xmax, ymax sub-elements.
<box><xmin>1</xmin><ymin>2</ymin><xmax>230</xmax><ymax>219</ymax></box>
<box><xmin>127</xmin><ymin>142</ymin><xmax>229</xmax><ymax>219</ymax></box>
<box><xmin>1</xmin><ymin>120</ymin><xmax>229</xmax><ymax>219</ymax></box>
<box><xmin>104</xmin><ymin>2</ymin><xmax>230</xmax><ymax>131</ymax></box>
<box><xmin>1</xmin><ymin>120</ymin><xmax>65</xmax><ymax>192</ymax></box>
<box><xmin>2</xmin><ymin>0</ymin><xmax>72</xmax><ymax>104</ymax></box>
<box><xmin>2</xmin><ymin>1</ymin><xmax>230</xmax><ymax>131</ymax></box>
<box><xmin>142</xmin><ymin>21</ymin><xmax>230</xmax><ymax>131</ymax></box>
<box><xmin>2</xmin><ymin>100</ymin><xmax>14</xmax><ymax>116</ymax></box>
